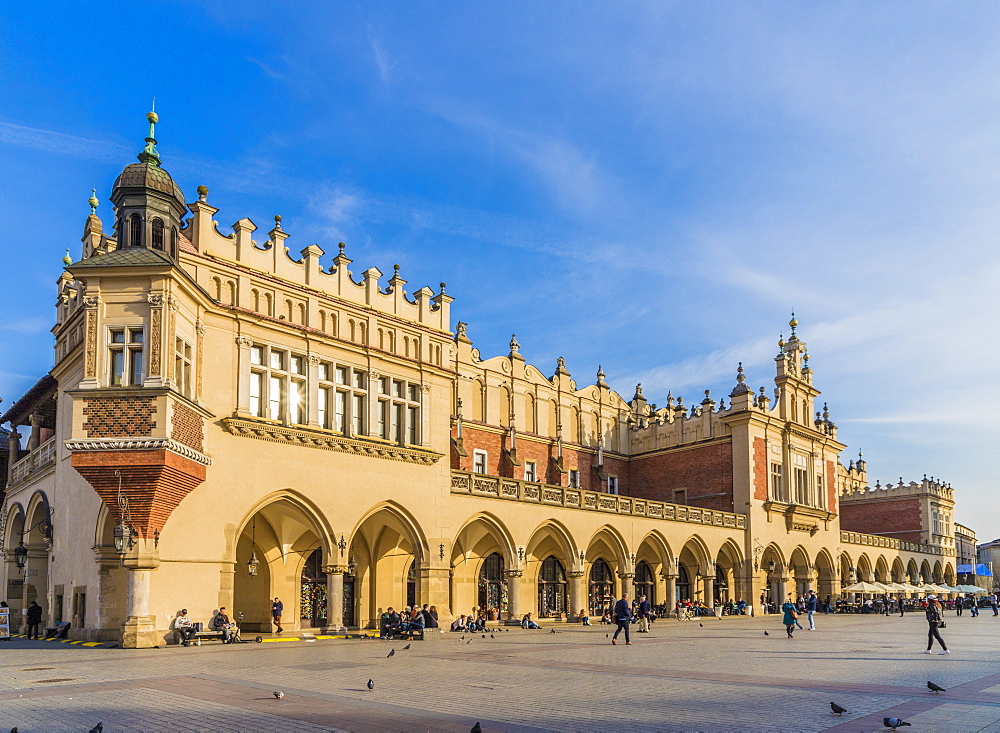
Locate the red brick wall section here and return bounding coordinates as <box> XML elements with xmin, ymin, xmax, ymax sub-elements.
<box><xmin>171</xmin><ymin>401</ymin><xmax>204</xmax><ymax>452</ymax></box>
<box><xmin>71</xmin><ymin>449</ymin><xmax>206</xmax><ymax>537</ymax></box>
<box><xmin>753</xmin><ymin>437</ymin><xmax>768</xmax><ymax>501</ymax></box>
<box><xmin>826</xmin><ymin>460</ymin><xmax>837</xmax><ymax>512</ymax></box>
<box><xmin>628</xmin><ymin>440</ymin><xmax>734</xmax><ymax>512</ymax></box>
<box><xmin>839</xmin><ymin>497</ymin><xmax>924</xmax><ymax>542</ymax></box>
<box><xmin>454</xmin><ymin>424</ymin><xmax>623</xmax><ymax>492</ymax></box>
<box><xmin>83</xmin><ymin>396</ymin><xmax>156</xmax><ymax>438</ymax></box>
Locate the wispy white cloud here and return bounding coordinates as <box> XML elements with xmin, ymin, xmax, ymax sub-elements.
<box><xmin>0</xmin><ymin>121</ymin><xmax>128</xmax><ymax>161</ymax></box>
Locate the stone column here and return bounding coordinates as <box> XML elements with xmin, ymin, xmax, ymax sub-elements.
<box><xmin>774</xmin><ymin>577</ymin><xmax>788</xmax><ymax>606</ymax></box>
<box><xmin>418</xmin><ymin>563</ymin><xmax>453</xmax><ymax>621</ymax></box>
<box><xmin>619</xmin><ymin>572</ymin><xmax>635</xmax><ymax>601</ymax></box>
<box><xmin>702</xmin><ymin>576</ymin><xmax>715</xmax><ymax>607</ymax></box>
<box><xmin>28</xmin><ymin>413</ymin><xmax>42</xmax><ymax>451</ymax></box>
<box><xmin>236</xmin><ymin>337</ymin><xmax>253</xmax><ymax>414</ymax></box>
<box><xmin>121</xmin><ymin>553</ymin><xmax>159</xmax><ymax>649</ymax></box>
<box><xmin>503</xmin><ymin>570</ymin><xmax>523</xmax><ymax>622</ymax></box>
<box><xmin>7</xmin><ymin>428</ymin><xmax>19</xmax><ymax>482</ymax></box>
<box><xmin>664</xmin><ymin>574</ymin><xmax>677</xmax><ymax>611</ymax></box>
<box><xmin>306</xmin><ymin>355</ymin><xmax>321</xmax><ymax>428</ymax></box>
<box><xmin>567</xmin><ymin>571</ymin><xmax>585</xmax><ymax>619</ymax></box>
<box><xmin>144</xmin><ymin>293</ymin><xmax>166</xmax><ymax>388</ymax></box>
<box><xmin>325</xmin><ymin>565</ymin><xmax>346</xmax><ymax>632</ymax></box>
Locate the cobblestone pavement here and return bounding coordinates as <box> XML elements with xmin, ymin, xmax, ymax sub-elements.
<box><xmin>2</xmin><ymin>612</ymin><xmax>1000</xmax><ymax>731</ymax></box>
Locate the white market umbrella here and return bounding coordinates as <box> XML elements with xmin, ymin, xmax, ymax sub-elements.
<box><xmin>954</xmin><ymin>584</ymin><xmax>988</xmax><ymax>593</ymax></box>
<box><xmin>842</xmin><ymin>581</ymin><xmax>884</xmax><ymax>593</ymax></box>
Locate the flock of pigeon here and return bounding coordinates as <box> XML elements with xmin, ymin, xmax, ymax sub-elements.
<box><xmin>830</xmin><ymin>680</ymin><xmax>947</xmax><ymax>729</ymax></box>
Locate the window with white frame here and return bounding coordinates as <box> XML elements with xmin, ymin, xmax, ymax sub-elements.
<box><xmin>316</xmin><ymin>362</ymin><xmax>366</xmax><ymax>435</ymax></box>
<box><xmin>524</xmin><ymin>461</ymin><xmax>537</xmax><ymax>482</ymax></box>
<box><xmin>174</xmin><ymin>337</ymin><xmax>193</xmax><ymax>398</ymax></box>
<box><xmin>792</xmin><ymin>453</ymin><xmax>809</xmax><ymax>505</ymax></box>
<box><xmin>108</xmin><ymin>327</ymin><xmax>144</xmax><ymax>386</ymax></box>
<box><xmin>376</xmin><ymin>376</ymin><xmax>421</xmax><ymax>444</ymax></box>
<box><xmin>607</xmin><ymin>475</ymin><xmax>619</xmax><ymax>495</ymax></box>
<box><xmin>247</xmin><ymin>344</ymin><xmax>306</xmax><ymax>423</ymax></box>
<box><xmin>770</xmin><ymin>462</ymin><xmax>784</xmax><ymax>502</ymax></box>
<box><xmin>816</xmin><ymin>472</ymin><xmax>826</xmax><ymax>508</ymax></box>
<box><xmin>473</xmin><ymin>450</ymin><xmax>488</xmax><ymax>474</ymax></box>
<box><xmin>568</xmin><ymin>469</ymin><xmax>580</xmax><ymax>489</ymax></box>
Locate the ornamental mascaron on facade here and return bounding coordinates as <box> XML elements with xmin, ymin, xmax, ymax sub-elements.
<box><xmin>0</xmin><ymin>111</ymin><xmax>959</xmax><ymax>647</ymax></box>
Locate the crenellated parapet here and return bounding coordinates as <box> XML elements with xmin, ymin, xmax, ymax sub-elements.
<box><xmin>841</xmin><ymin>475</ymin><xmax>954</xmax><ymax>503</ymax></box>
<box><xmin>178</xmin><ymin>188</ymin><xmax>451</xmax><ymax>333</ymax></box>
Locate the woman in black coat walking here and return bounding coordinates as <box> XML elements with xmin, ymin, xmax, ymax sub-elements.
<box><xmin>924</xmin><ymin>595</ymin><xmax>949</xmax><ymax>655</ymax></box>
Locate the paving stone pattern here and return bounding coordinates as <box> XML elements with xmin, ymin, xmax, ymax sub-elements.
<box><xmin>2</xmin><ymin>613</ymin><xmax>1000</xmax><ymax>731</ymax></box>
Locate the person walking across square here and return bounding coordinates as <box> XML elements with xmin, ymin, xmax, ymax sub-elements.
<box><xmin>26</xmin><ymin>601</ymin><xmax>43</xmax><ymax>640</ymax></box>
<box><xmin>612</xmin><ymin>593</ymin><xmax>632</xmax><ymax>645</ymax></box>
<box><xmin>637</xmin><ymin>595</ymin><xmax>651</xmax><ymax>633</ymax></box>
<box><xmin>805</xmin><ymin>590</ymin><xmax>818</xmax><ymax>630</ymax></box>
<box><xmin>782</xmin><ymin>597</ymin><xmax>798</xmax><ymax>639</ymax></box>
<box><xmin>924</xmin><ymin>595</ymin><xmax>949</xmax><ymax>654</ymax></box>
<box><xmin>271</xmin><ymin>597</ymin><xmax>284</xmax><ymax>633</ymax></box>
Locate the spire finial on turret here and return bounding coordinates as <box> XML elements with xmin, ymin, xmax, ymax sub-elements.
<box><xmin>509</xmin><ymin>334</ymin><xmax>520</xmax><ymax>354</ymax></box>
<box><xmin>596</xmin><ymin>365</ymin><xmax>607</xmax><ymax>387</ymax></box>
<box><xmin>88</xmin><ymin>188</ymin><xmax>99</xmax><ymax>215</ymax></box>
<box><xmin>62</xmin><ymin>249</ymin><xmax>73</xmax><ymax>266</ymax></box>
<box><xmin>137</xmin><ymin>99</ymin><xmax>162</xmax><ymax>166</ymax></box>
<box><xmin>789</xmin><ymin>311</ymin><xmax>798</xmax><ymax>338</ymax></box>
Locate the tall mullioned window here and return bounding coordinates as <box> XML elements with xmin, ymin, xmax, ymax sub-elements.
<box><xmin>770</xmin><ymin>462</ymin><xmax>784</xmax><ymax>502</ymax></box>
<box><xmin>793</xmin><ymin>453</ymin><xmax>809</xmax><ymax>505</ymax></box>
<box><xmin>174</xmin><ymin>337</ymin><xmax>192</xmax><ymax>398</ymax></box>
<box><xmin>316</xmin><ymin>363</ymin><xmax>368</xmax><ymax>435</ymax></box>
<box><xmin>109</xmin><ymin>327</ymin><xmax>144</xmax><ymax>386</ymax></box>
<box><xmin>248</xmin><ymin>344</ymin><xmax>307</xmax><ymax>424</ymax></box>
<box><xmin>376</xmin><ymin>377</ymin><xmax>421</xmax><ymax>444</ymax></box>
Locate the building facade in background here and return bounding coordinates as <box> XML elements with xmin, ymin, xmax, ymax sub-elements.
<box><xmin>1</xmin><ymin>114</ymin><xmax>962</xmax><ymax>646</ymax></box>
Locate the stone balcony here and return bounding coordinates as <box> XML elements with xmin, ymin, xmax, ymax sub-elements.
<box><xmin>840</xmin><ymin>530</ymin><xmax>955</xmax><ymax>557</ymax></box>
<box><xmin>9</xmin><ymin>436</ymin><xmax>56</xmax><ymax>488</ymax></box>
<box><xmin>451</xmin><ymin>470</ymin><xmax>747</xmax><ymax>530</ymax></box>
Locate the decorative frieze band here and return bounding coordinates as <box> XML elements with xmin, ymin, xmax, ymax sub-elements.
<box><xmin>221</xmin><ymin>417</ymin><xmax>443</xmax><ymax>466</ymax></box>
<box><xmin>64</xmin><ymin>437</ymin><xmax>213</xmax><ymax>466</ymax></box>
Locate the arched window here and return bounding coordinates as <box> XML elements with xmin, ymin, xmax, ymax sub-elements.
<box><xmin>472</xmin><ymin>380</ymin><xmax>485</xmax><ymax>422</ymax></box>
<box><xmin>589</xmin><ymin>559</ymin><xmax>614</xmax><ymax>615</ymax></box>
<box><xmin>633</xmin><ymin>560</ymin><xmax>655</xmax><ymax>604</ymax></box>
<box><xmin>571</xmin><ymin>407</ymin><xmax>580</xmax><ymax>442</ymax></box>
<box><xmin>478</xmin><ymin>552</ymin><xmax>506</xmax><ymax>612</ymax></box>
<box><xmin>549</xmin><ymin>400</ymin><xmax>559</xmax><ymax>437</ymax></box>
<box><xmin>499</xmin><ymin>387</ymin><xmax>511</xmax><ymax>427</ymax></box>
<box><xmin>151</xmin><ymin>218</ymin><xmax>164</xmax><ymax>250</ymax></box>
<box><xmin>130</xmin><ymin>214</ymin><xmax>143</xmax><ymax>248</ymax></box>
<box><xmin>525</xmin><ymin>393</ymin><xmax>536</xmax><ymax>433</ymax></box>
<box><xmin>538</xmin><ymin>555</ymin><xmax>567</xmax><ymax>616</ymax></box>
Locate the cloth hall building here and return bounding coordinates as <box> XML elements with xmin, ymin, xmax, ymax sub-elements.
<box><xmin>1</xmin><ymin>113</ymin><xmax>959</xmax><ymax>647</ymax></box>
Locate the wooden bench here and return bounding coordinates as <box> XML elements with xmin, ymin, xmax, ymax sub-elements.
<box><xmin>175</xmin><ymin>624</ymin><xmax>240</xmax><ymax>646</ymax></box>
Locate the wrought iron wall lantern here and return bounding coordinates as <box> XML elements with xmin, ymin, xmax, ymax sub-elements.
<box><xmin>767</xmin><ymin>559</ymin><xmax>776</xmax><ymax>573</ymax></box>
<box><xmin>247</xmin><ymin>515</ymin><xmax>259</xmax><ymax>576</ymax></box>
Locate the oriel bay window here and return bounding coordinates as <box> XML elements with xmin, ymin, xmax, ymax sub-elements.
<box><xmin>109</xmin><ymin>327</ymin><xmax>144</xmax><ymax>386</ymax></box>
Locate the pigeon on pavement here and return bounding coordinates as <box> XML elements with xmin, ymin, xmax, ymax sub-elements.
<box><xmin>482</xmin><ymin>634</ymin><xmax>486</xmax><ymax>638</ymax></box>
<box><xmin>273</xmin><ymin>691</ymin><xmax>284</xmax><ymax>700</ymax></box>
<box><xmin>490</xmin><ymin>633</ymin><xmax>495</xmax><ymax>639</ymax></box>
<box><xmin>88</xmin><ymin>726</ymin><xmax>103</xmax><ymax>733</ymax></box>
<box><xmin>763</xmin><ymin>630</ymin><xmax>769</xmax><ymax>636</ymax></box>
<box><xmin>927</xmin><ymin>681</ymin><xmax>946</xmax><ymax>693</ymax></box>
<box><xmin>830</xmin><ymin>701</ymin><xmax>848</xmax><ymax>715</ymax></box>
<box><xmin>471</xmin><ymin>724</ymin><xmax>482</xmax><ymax>733</ymax></box>
<box><xmin>367</xmin><ymin>679</ymin><xmax>375</xmax><ymax>690</ymax></box>
<box><xmin>699</xmin><ymin>623</ymin><xmax>704</xmax><ymax>627</ymax></box>
<box><xmin>387</xmin><ymin>649</ymin><xmax>395</xmax><ymax>658</ymax></box>
<box><xmin>466</xmin><ymin>639</ymin><xmax>473</xmax><ymax>644</ymax></box>
<box><xmin>402</xmin><ymin>643</ymin><xmax>411</xmax><ymax>650</ymax></box>
<box><xmin>883</xmin><ymin>718</ymin><xmax>911</xmax><ymax>730</ymax></box>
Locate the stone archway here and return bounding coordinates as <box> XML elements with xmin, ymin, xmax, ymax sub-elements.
<box><xmin>814</xmin><ymin>549</ymin><xmax>837</xmax><ymax>602</ymax></box>
<box><xmin>233</xmin><ymin>496</ymin><xmax>332</xmax><ymax>633</ymax></box>
<box><xmin>452</xmin><ymin>513</ymin><xmax>516</xmax><ymax>621</ymax></box>
<box><xmin>2</xmin><ymin>505</ymin><xmax>25</xmax><ymax>631</ymax></box>
<box><xmin>678</xmin><ymin>536</ymin><xmax>711</xmax><ymax>605</ymax></box>
<box><xmin>714</xmin><ymin>540</ymin><xmax>744</xmax><ymax>606</ymax></box>
<box><xmin>525</xmin><ymin>520</ymin><xmax>577</xmax><ymax>620</ymax></box>
<box><xmin>349</xmin><ymin>503</ymin><xmax>428</xmax><ymax>630</ymax></box>
<box><xmin>21</xmin><ymin>494</ymin><xmax>52</xmax><ymax>628</ymax></box>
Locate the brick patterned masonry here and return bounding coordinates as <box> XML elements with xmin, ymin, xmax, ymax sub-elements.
<box><xmin>82</xmin><ymin>395</ymin><xmax>156</xmax><ymax>438</ymax></box>
<box><xmin>840</xmin><ymin>497</ymin><xmax>924</xmax><ymax>543</ymax></box>
<box><xmin>171</xmin><ymin>401</ymin><xmax>204</xmax><ymax>452</ymax></box>
<box><xmin>753</xmin><ymin>436</ymin><xmax>768</xmax><ymax>500</ymax></box>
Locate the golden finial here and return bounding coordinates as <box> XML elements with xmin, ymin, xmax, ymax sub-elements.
<box><xmin>789</xmin><ymin>311</ymin><xmax>798</xmax><ymax>337</ymax></box>
<box><xmin>88</xmin><ymin>188</ymin><xmax>99</xmax><ymax>215</ymax></box>
<box><xmin>147</xmin><ymin>97</ymin><xmax>159</xmax><ymax>126</ymax></box>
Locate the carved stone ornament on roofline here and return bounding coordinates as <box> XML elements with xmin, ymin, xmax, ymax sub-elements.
<box><xmin>221</xmin><ymin>417</ymin><xmax>443</xmax><ymax>466</ymax></box>
<box><xmin>83</xmin><ymin>295</ymin><xmax>101</xmax><ymax>308</ymax></box>
<box><xmin>64</xmin><ymin>437</ymin><xmax>213</xmax><ymax>466</ymax></box>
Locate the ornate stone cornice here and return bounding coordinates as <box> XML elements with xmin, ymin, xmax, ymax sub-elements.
<box><xmin>64</xmin><ymin>437</ymin><xmax>213</xmax><ymax>466</ymax></box>
<box><xmin>221</xmin><ymin>417</ymin><xmax>443</xmax><ymax>466</ymax></box>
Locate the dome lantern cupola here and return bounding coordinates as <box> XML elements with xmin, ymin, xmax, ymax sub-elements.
<box><xmin>109</xmin><ymin>102</ymin><xmax>187</xmax><ymax>260</ymax></box>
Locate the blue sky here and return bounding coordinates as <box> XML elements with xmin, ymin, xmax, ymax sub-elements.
<box><xmin>2</xmin><ymin>2</ymin><xmax>999</xmax><ymax>537</ymax></box>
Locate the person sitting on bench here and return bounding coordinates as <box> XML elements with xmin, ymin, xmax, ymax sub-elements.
<box><xmin>176</xmin><ymin>609</ymin><xmax>197</xmax><ymax>646</ymax></box>
<box><xmin>213</xmin><ymin>606</ymin><xmax>238</xmax><ymax>644</ymax></box>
